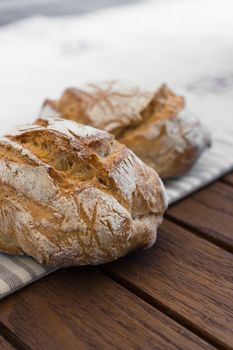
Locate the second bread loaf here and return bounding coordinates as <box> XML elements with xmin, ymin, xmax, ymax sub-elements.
<box><xmin>40</xmin><ymin>81</ymin><xmax>210</xmax><ymax>179</ymax></box>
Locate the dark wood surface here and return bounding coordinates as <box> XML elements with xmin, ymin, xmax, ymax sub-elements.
<box><xmin>167</xmin><ymin>182</ymin><xmax>233</xmax><ymax>251</ymax></box>
<box><xmin>0</xmin><ymin>336</ymin><xmax>15</xmax><ymax>350</ymax></box>
<box><xmin>0</xmin><ymin>270</ymin><xmax>213</xmax><ymax>350</ymax></box>
<box><xmin>0</xmin><ymin>173</ymin><xmax>232</xmax><ymax>350</ymax></box>
<box><xmin>103</xmin><ymin>219</ymin><xmax>233</xmax><ymax>349</ymax></box>
<box><xmin>223</xmin><ymin>173</ymin><xmax>233</xmax><ymax>186</ymax></box>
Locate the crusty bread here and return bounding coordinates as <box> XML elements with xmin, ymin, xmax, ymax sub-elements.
<box><xmin>0</xmin><ymin>117</ymin><xmax>167</xmax><ymax>266</ymax></box>
<box><xmin>41</xmin><ymin>82</ymin><xmax>210</xmax><ymax>179</ymax></box>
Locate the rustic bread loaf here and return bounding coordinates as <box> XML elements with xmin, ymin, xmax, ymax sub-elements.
<box><xmin>0</xmin><ymin>117</ymin><xmax>167</xmax><ymax>266</ymax></box>
<box><xmin>41</xmin><ymin>82</ymin><xmax>210</xmax><ymax>179</ymax></box>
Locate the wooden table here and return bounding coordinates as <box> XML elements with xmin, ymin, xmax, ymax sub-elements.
<box><xmin>0</xmin><ymin>172</ymin><xmax>232</xmax><ymax>350</ymax></box>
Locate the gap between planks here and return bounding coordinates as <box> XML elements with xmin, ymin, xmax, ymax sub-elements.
<box><xmin>0</xmin><ymin>268</ymin><xmax>215</xmax><ymax>350</ymax></box>
<box><xmin>100</xmin><ymin>217</ymin><xmax>233</xmax><ymax>350</ymax></box>
<box><xmin>165</xmin><ymin>213</ymin><xmax>233</xmax><ymax>254</ymax></box>
<box><xmin>0</xmin><ymin>334</ymin><xmax>16</xmax><ymax>350</ymax></box>
<box><xmin>166</xmin><ymin>179</ymin><xmax>233</xmax><ymax>254</ymax></box>
<box><xmin>100</xmin><ymin>268</ymin><xmax>226</xmax><ymax>350</ymax></box>
<box><xmin>0</xmin><ymin>321</ymin><xmax>31</xmax><ymax>350</ymax></box>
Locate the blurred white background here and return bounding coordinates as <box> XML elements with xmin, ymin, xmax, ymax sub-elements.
<box><xmin>0</xmin><ymin>0</ymin><xmax>232</xmax><ymax>134</ymax></box>
<box><xmin>0</xmin><ymin>0</ymin><xmax>142</xmax><ymax>25</ymax></box>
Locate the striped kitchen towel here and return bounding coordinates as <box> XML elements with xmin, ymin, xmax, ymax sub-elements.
<box><xmin>0</xmin><ymin>255</ymin><xmax>57</xmax><ymax>298</ymax></box>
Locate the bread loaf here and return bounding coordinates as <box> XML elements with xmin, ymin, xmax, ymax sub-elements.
<box><xmin>41</xmin><ymin>82</ymin><xmax>210</xmax><ymax>179</ymax></box>
<box><xmin>0</xmin><ymin>117</ymin><xmax>167</xmax><ymax>266</ymax></box>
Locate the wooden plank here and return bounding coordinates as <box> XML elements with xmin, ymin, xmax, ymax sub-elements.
<box><xmin>103</xmin><ymin>219</ymin><xmax>233</xmax><ymax>350</ymax></box>
<box><xmin>0</xmin><ymin>269</ymin><xmax>213</xmax><ymax>350</ymax></box>
<box><xmin>166</xmin><ymin>182</ymin><xmax>233</xmax><ymax>250</ymax></box>
<box><xmin>222</xmin><ymin>172</ymin><xmax>233</xmax><ymax>186</ymax></box>
<box><xmin>0</xmin><ymin>335</ymin><xmax>15</xmax><ymax>350</ymax></box>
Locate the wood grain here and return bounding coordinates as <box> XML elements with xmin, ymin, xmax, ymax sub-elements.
<box><xmin>0</xmin><ymin>268</ymin><xmax>213</xmax><ymax>350</ymax></box>
<box><xmin>103</xmin><ymin>219</ymin><xmax>233</xmax><ymax>350</ymax></box>
<box><xmin>0</xmin><ymin>335</ymin><xmax>15</xmax><ymax>350</ymax></box>
<box><xmin>166</xmin><ymin>182</ymin><xmax>233</xmax><ymax>250</ymax></box>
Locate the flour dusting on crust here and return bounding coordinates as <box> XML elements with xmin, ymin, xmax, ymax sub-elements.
<box><xmin>0</xmin><ymin>117</ymin><xmax>166</xmax><ymax>266</ymax></box>
<box><xmin>41</xmin><ymin>82</ymin><xmax>210</xmax><ymax>179</ymax></box>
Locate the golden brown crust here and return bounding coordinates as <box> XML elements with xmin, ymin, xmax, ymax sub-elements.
<box><xmin>41</xmin><ymin>82</ymin><xmax>210</xmax><ymax>179</ymax></box>
<box><xmin>0</xmin><ymin>117</ymin><xmax>167</xmax><ymax>266</ymax></box>
<box><xmin>43</xmin><ymin>81</ymin><xmax>153</xmax><ymax>137</ymax></box>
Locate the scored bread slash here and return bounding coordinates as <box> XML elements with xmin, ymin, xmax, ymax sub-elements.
<box><xmin>40</xmin><ymin>81</ymin><xmax>211</xmax><ymax>179</ymax></box>
<box><xmin>0</xmin><ymin>117</ymin><xmax>167</xmax><ymax>267</ymax></box>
